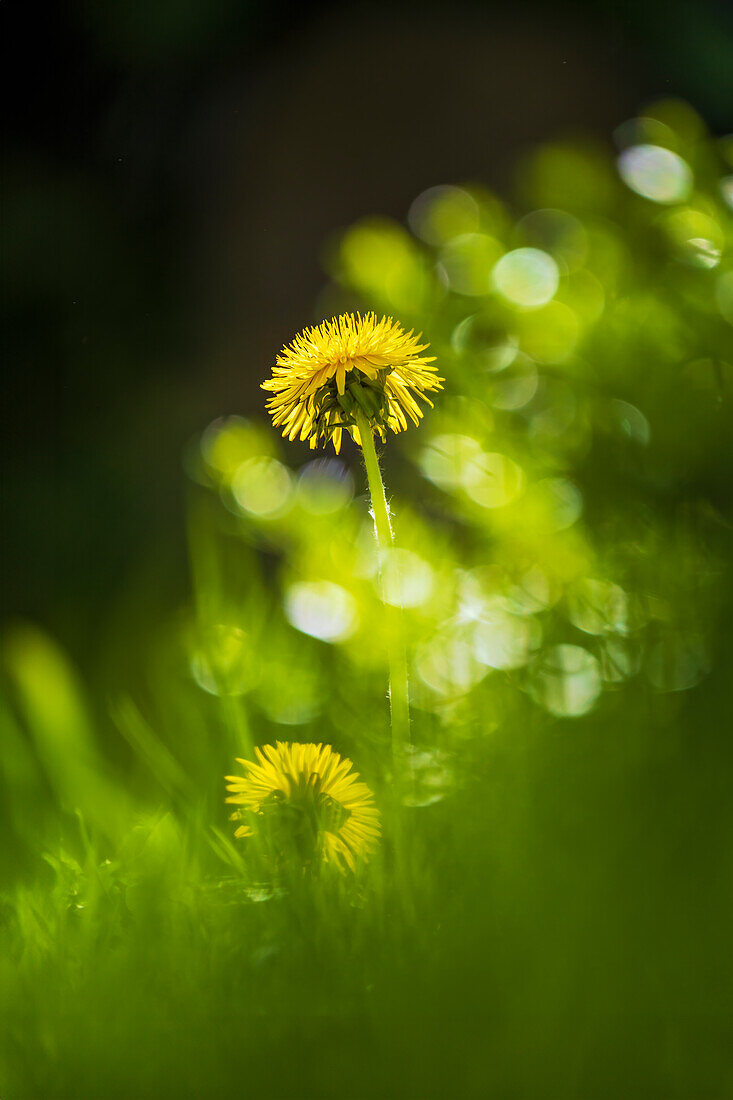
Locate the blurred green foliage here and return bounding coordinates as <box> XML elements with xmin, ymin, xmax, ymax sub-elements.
<box><xmin>2</xmin><ymin>100</ymin><xmax>733</xmax><ymax>1097</ymax></box>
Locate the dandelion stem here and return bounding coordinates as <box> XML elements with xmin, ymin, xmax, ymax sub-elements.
<box><xmin>355</xmin><ymin>409</ymin><xmax>411</xmax><ymax>771</ymax></box>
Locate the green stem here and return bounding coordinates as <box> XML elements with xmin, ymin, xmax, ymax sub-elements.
<box><xmin>355</xmin><ymin>410</ymin><xmax>411</xmax><ymax>770</ymax></box>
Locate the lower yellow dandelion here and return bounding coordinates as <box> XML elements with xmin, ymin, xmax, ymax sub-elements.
<box><xmin>262</xmin><ymin>312</ymin><xmax>442</xmax><ymax>453</ymax></box>
<box><xmin>225</xmin><ymin>742</ymin><xmax>380</xmax><ymax>873</ymax></box>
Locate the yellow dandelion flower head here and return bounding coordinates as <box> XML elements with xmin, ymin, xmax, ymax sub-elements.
<box><xmin>225</xmin><ymin>741</ymin><xmax>380</xmax><ymax>873</ymax></box>
<box><xmin>262</xmin><ymin>312</ymin><xmax>442</xmax><ymax>453</ymax></box>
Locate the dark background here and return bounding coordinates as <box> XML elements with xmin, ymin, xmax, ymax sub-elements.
<box><xmin>2</xmin><ymin>0</ymin><xmax>732</xmax><ymax>661</ymax></box>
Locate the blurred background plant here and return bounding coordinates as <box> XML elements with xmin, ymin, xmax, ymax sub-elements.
<box><xmin>2</xmin><ymin>1</ymin><xmax>733</xmax><ymax>1096</ymax></box>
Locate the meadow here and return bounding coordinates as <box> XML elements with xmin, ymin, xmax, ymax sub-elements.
<box><xmin>2</xmin><ymin>99</ymin><xmax>732</xmax><ymax>1098</ymax></box>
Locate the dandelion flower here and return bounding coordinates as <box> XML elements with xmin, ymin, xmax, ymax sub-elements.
<box><xmin>262</xmin><ymin>312</ymin><xmax>442</xmax><ymax>453</ymax></box>
<box><xmin>225</xmin><ymin>741</ymin><xmax>380</xmax><ymax>873</ymax></box>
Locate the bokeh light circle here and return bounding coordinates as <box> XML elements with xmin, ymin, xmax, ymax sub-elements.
<box><xmin>284</xmin><ymin>581</ymin><xmax>358</xmax><ymax>643</ymax></box>
<box><xmin>232</xmin><ymin>457</ymin><xmax>292</xmax><ymax>517</ymax></box>
<box><xmin>617</xmin><ymin>144</ymin><xmax>692</xmax><ymax>204</ymax></box>
<box><xmin>529</xmin><ymin>644</ymin><xmax>601</xmax><ymax>717</ymax></box>
<box><xmin>492</xmin><ymin>248</ymin><xmax>560</xmax><ymax>308</ymax></box>
<box><xmin>381</xmin><ymin>549</ymin><xmax>434</xmax><ymax>608</ymax></box>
